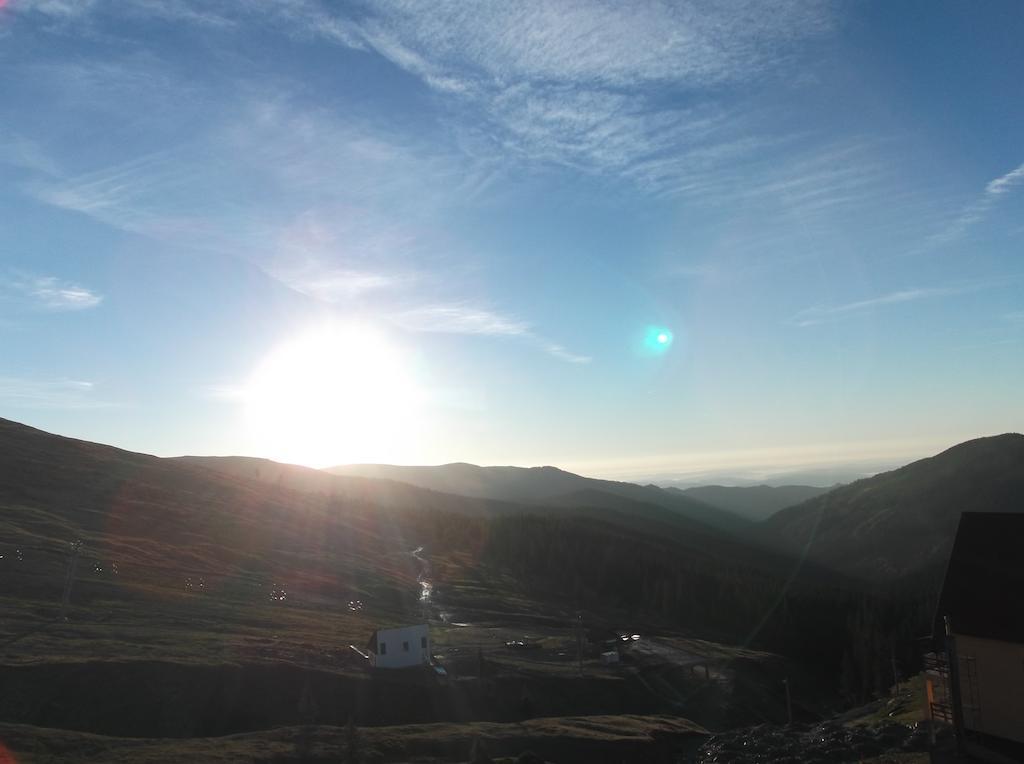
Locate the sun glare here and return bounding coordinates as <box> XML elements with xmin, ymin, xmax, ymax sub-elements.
<box><xmin>243</xmin><ymin>324</ymin><xmax>422</xmax><ymax>467</ymax></box>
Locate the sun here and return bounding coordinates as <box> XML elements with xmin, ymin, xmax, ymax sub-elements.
<box><xmin>242</xmin><ymin>324</ymin><xmax>422</xmax><ymax>467</ymax></box>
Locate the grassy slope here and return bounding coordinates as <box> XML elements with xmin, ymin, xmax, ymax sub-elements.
<box><xmin>0</xmin><ymin>715</ymin><xmax>707</xmax><ymax>763</ymax></box>
<box><xmin>0</xmin><ymin>417</ymin><xmax>437</xmax><ymax>672</ymax></box>
<box><xmin>758</xmin><ymin>434</ymin><xmax>1024</xmax><ymax>580</ymax></box>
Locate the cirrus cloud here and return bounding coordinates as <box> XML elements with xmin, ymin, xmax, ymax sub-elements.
<box><xmin>6</xmin><ymin>273</ymin><xmax>104</xmax><ymax>311</ymax></box>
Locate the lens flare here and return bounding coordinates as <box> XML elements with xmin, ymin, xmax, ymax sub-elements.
<box><xmin>0</xmin><ymin>741</ymin><xmax>17</xmax><ymax>764</ymax></box>
<box><xmin>642</xmin><ymin>326</ymin><xmax>674</xmax><ymax>355</ymax></box>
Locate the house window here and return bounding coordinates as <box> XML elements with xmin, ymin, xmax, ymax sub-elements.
<box><xmin>421</xmin><ymin>636</ymin><xmax>427</xmax><ymax>649</ymax></box>
<box><xmin>379</xmin><ymin>642</ymin><xmax>387</xmax><ymax>655</ymax></box>
<box><xmin>403</xmin><ymin>640</ymin><xmax>410</xmax><ymax>652</ymax></box>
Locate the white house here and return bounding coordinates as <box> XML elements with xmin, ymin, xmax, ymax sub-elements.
<box><xmin>366</xmin><ymin>624</ymin><xmax>431</xmax><ymax>669</ymax></box>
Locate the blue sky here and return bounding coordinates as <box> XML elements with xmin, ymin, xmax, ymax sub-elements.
<box><xmin>1</xmin><ymin>0</ymin><xmax>1022</xmax><ymax>481</ymax></box>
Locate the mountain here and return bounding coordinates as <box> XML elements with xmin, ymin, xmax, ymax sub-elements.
<box><xmin>170</xmin><ymin>455</ymin><xmax>530</xmax><ymax>518</ymax></box>
<box><xmin>0</xmin><ymin>417</ymin><xmax>427</xmax><ymax>589</ymax></box>
<box><xmin>758</xmin><ymin>434</ymin><xmax>1024</xmax><ymax>581</ymax></box>
<box><xmin>0</xmin><ymin>417</ymin><xmax>833</xmax><ymax>638</ymax></box>
<box><xmin>670</xmin><ymin>484</ymin><xmax>831</xmax><ymax>521</ymax></box>
<box><xmin>328</xmin><ymin>462</ymin><xmax>748</xmax><ymax>533</ymax></box>
<box><xmin>0</xmin><ymin>416</ymin><xmax>920</xmax><ymax>719</ymax></box>
<box><xmin>0</xmin><ymin>416</ymin><xmax>841</xmax><ymax>606</ymax></box>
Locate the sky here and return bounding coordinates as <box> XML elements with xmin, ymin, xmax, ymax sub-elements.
<box><xmin>1</xmin><ymin>0</ymin><xmax>1022</xmax><ymax>483</ymax></box>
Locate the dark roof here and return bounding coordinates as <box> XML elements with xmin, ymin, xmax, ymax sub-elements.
<box><xmin>935</xmin><ymin>512</ymin><xmax>1024</xmax><ymax>643</ymax></box>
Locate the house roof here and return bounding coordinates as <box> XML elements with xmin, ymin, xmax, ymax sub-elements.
<box><xmin>936</xmin><ymin>512</ymin><xmax>1024</xmax><ymax>644</ymax></box>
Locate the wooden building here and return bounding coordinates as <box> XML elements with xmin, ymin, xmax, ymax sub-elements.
<box><xmin>929</xmin><ymin>512</ymin><xmax>1024</xmax><ymax>762</ymax></box>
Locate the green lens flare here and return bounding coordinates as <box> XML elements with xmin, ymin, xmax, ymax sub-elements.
<box><xmin>643</xmin><ymin>326</ymin><xmax>674</xmax><ymax>354</ymax></box>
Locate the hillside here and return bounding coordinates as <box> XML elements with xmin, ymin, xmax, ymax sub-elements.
<box><xmin>0</xmin><ymin>417</ymin><xmax>865</xmax><ymax>747</ymax></box>
<box><xmin>0</xmin><ymin>418</ymin><xmax>813</xmax><ymax>602</ymax></box>
<box><xmin>758</xmin><ymin>434</ymin><xmax>1024</xmax><ymax>581</ymax></box>
<box><xmin>0</xmin><ymin>415</ymin><xmax>955</xmax><ymax>759</ymax></box>
<box><xmin>672</xmin><ymin>484</ymin><xmax>830</xmax><ymax>521</ymax></box>
<box><xmin>180</xmin><ymin>454</ymin><xmax>770</xmax><ymax>561</ymax></box>
<box><xmin>328</xmin><ymin>462</ymin><xmax>747</xmax><ymax>533</ymax></box>
<box><xmin>0</xmin><ymin>417</ymin><xmax>433</xmax><ymax>627</ymax></box>
<box><xmin>0</xmin><ymin>417</ymin><xmax>818</xmax><ymax>638</ymax></box>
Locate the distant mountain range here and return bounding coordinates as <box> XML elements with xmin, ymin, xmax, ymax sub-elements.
<box><xmin>327</xmin><ymin>462</ymin><xmax>749</xmax><ymax>533</ymax></box>
<box><xmin>4</xmin><ymin>415</ymin><xmax>1022</xmax><ymax>589</ymax></box>
<box><xmin>329</xmin><ymin>436</ymin><xmax>1024</xmax><ymax>582</ymax></box>
<box><xmin>0</xmin><ymin>418</ymin><xmax>809</xmax><ymax>598</ymax></box>
<box><xmin>180</xmin><ymin>455</ymin><xmax>787</xmax><ymax>572</ymax></box>
<box><xmin>652</xmin><ymin>461</ymin><xmax>894</xmax><ymax>490</ymax></box>
<box><xmin>327</xmin><ymin>462</ymin><xmax>832</xmax><ymax>524</ymax></box>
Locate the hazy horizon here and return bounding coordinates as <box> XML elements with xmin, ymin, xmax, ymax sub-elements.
<box><xmin>4</xmin><ymin>412</ymin><xmax>992</xmax><ymax>488</ymax></box>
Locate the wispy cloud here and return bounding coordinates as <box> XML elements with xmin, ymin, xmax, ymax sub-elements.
<box><xmin>13</xmin><ymin>0</ymin><xmax>232</xmax><ymax>28</ymax></box>
<box><xmin>791</xmin><ymin>286</ymin><xmax>963</xmax><ymax>327</ymax></box>
<box><xmin>10</xmin><ymin>1</ymin><xmax>846</xmax><ymax>362</ymax></box>
<box><xmin>13</xmin><ymin>0</ymin><xmax>98</xmax><ymax>20</ymax></box>
<box><xmin>394</xmin><ymin>304</ymin><xmax>590</xmax><ymax>363</ymax></box>
<box><xmin>928</xmin><ymin>161</ymin><xmax>1024</xmax><ymax>247</ymax></box>
<box><xmin>537</xmin><ymin>341</ymin><xmax>591</xmax><ymax>365</ymax></box>
<box><xmin>985</xmin><ymin>163</ymin><xmax>1024</xmax><ymax>196</ymax></box>
<box><xmin>198</xmin><ymin>383</ymin><xmax>246</xmax><ymax>401</ymax></box>
<box><xmin>0</xmin><ymin>131</ymin><xmax>60</xmax><ymax>176</ymax></box>
<box><xmin>27</xmin><ymin>152</ymin><xmax>206</xmax><ymax>236</ymax></box>
<box><xmin>6</xmin><ymin>273</ymin><xmax>104</xmax><ymax>311</ymax></box>
<box><xmin>334</xmin><ymin>1</ymin><xmax>834</xmax><ymax>90</ymax></box>
<box><xmin>0</xmin><ymin>377</ymin><xmax>116</xmax><ymax>410</ymax></box>
<box><xmin>275</xmin><ymin>266</ymin><xmax>401</xmax><ymax>302</ymax></box>
<box><xmin>16</xmin><ymin>1</ymin><xmax>846</xmax><ymax>204</ymax></box>
<box><xmin>395</xmin><ymin>305</ymin><xmax>531</xmax><ymax>336</ymax></box>
<box><xmin>287</xmin><ymin>0</ymin><xmax>837</xmax><ymax>192</ymax></box>
<box><xmin>14</xmin><ymin>79</ymin><xmax>588</xmax><ymax>361</ymax></box>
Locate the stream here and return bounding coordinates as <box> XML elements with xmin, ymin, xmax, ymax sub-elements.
<box><xmin>409</xmin><ymin>545</ymin><xmax>469</xmax><ymax>626</ymax></box>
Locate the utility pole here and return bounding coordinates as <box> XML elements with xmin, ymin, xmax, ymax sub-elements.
<box><xmin>575</xmin><ymin>612</ymin><xmax>583</xmax><ymax>676</ymax></box>
<box><xmin>891</xmin><ymin>646</ymin><xmax>900</xmax><ymax>697</ymax></box>
<box><xmin>786</xmin><ymin>675</ymin><xmax>794</xmax><ymax>725</ymax></box>
<box><xmin>60</xmin><ymin>539</ymin><xmax>83</xmax><ymax>621</ymax></box>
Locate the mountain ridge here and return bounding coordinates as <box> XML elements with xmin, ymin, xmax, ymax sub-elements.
<box><xmin>757</xmin><ymin>433</ymin><xmax>1024</xmax><ymax>581</ymax></box>
<box><xmin>327</xmin><ymin>461</ymin><xmax>749</xmax><ymax>533</ymax></box>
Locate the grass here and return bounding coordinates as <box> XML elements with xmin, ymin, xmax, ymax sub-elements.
<box><xmin>846</xmin><ymin>673</ymin><xmax>928</xmax><ymax>728</ymax></box>
<box><xmin>0</xmin><ymin>715</ymin><xmax>707</xmax><ymax>763</ymax></box>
